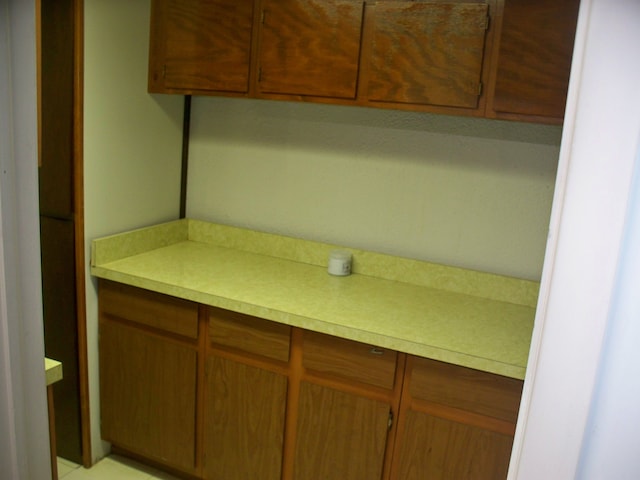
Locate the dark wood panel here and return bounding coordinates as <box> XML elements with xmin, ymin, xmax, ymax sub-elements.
<box><xmin>368</xmin><ymin>2</ymin><xmax>489</xmax><ymax>109</ymax></box>
<box><xmin>489</xmin><ymin>0</ymin><xmax>580</xmax><ymax>120</ymax></box>
<box><xmin>39</xmin><ymin>0</ymin><xmax>75</xmax><ymax>217</ymax></box>
<box><xmin>204</xmin><ymin>356</ymin><xmax>287</xmax><ymax>480</ymax></box>
<box><xmin>40</xmin><ymin>216</ymin><xmax>82</xmax><ymax>463</ymax></box>
<box><xmin>293</xmin><ymin>382</ymin><xmax>390</xmax><ymax>480</ymax></box>
<box><xmin>149</xmin><ymin>0</ymin><xmax>255</xmax><ymax>93</ymax></box>
<box><xmin>258</xmin><ymin>0</ymin><xmax>364</xmax><ymax>98</ymax></box>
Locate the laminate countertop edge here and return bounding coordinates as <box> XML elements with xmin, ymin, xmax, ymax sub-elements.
<box><xmin>91</xmin><ymin>219</ymin><xmax>537</xmax><ymax>380</ymax></box>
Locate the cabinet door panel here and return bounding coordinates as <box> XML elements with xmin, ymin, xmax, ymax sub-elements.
<box><xmin>396</xmin><ymin>410</ymin><xmax>513</xmax><ymax>480</ymax></box>
<box><xmin>258</xmin><ymin>0</ymin><xmax>364</xmax><ymax>98</ymax></box>
<box><xmin>490</xmin><ymin>0</ymin><xmax>579</xmax><ymax>119</ymax></box>
<box><xmin>150</xmin><ymin>0</ymin><xmax>254</xmax><ymax>93</ymax></box>
<box><xmin>294</xmin><ymin>382</ymin><xmax>390</xmax><ymax>480</ymax></box>
<box><xmin>368</xmin><ymin>2</ymin><xmax>488</xmax><ymax>108</ymax></box>
<box><xmin>99</xmin><ymin>321</ymin><xmax>197</xmax><ymax>472</ymax></box>
<box><xmin>204</xmin><ymin>356</ymin><xmax>287</xmax><ymax>480</ymax></box>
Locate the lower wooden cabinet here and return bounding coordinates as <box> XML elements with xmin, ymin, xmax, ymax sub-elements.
<box><xmin>98</xmin><ymin>280</ymin><xmax>523</xmax><ymax>480</ymax></box>
<box><xmin>395</xmin><ymin>410</ymin><xmax>515</xmax><ymax>479</ymax></box>
<box><xmin>293</xmin><ymin>382</ymin><xmax>391</xmax><ymax>480</ymax></box>
<box><xmin>204</xmin><ymin>356</ymin><xmax>287</xmax><ymax>480</ymax></box>
<box><xmin>99</xmin><ymin>303</ymin><xmax>198</xmax><ymax>473</ymax></box>
<box><xmin>389</xmin><ymin>356</ymin><xmax>523</xmax><ymax>480</ymax></box>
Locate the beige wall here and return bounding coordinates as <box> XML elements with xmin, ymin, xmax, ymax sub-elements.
<box><xmin>187</xmin><ymin>97</ymin><xmax>561</xmax><ymax>280</ymax></box>
<box><xmin>83</xmin><ymin>0</ymin><xmax>183</xmax><ymax>460</ymax></box>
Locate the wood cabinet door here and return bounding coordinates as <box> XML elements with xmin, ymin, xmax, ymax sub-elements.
<box><xmin>149</xmin><ymin>0</ymin><xmax>255</xmax><ymax>93</ymax></box>
<box><xmin>488</xmin><ymin>0</ymin><xmax>580</xmax><ymax>121</ymax></box>
<box><xmin>204</xmin><ymin>356</ymin><xmax>287</xmax><ymax>480</ymax></box>
<box><xmin>390</xmin><ymin>356</ymin><xmax>521</xmax><ymax>480</ymax></box>
<box><xmin>293</xmin><ymin>382</ymin><xmax>390</xmax><ymax>480</ymax></box>
<box><xmin>257</xmin><ymin>0</ymin><xmax>364</xmax><ymax>99</ymax></box>
<box><xmin>395</xmin><ymin>410</ymin><xmax>514</xmax><ymax>480</ymax></box>
<box><xmin>367</xmin><ymin>2</ymin><xmax>489</xmax><ymax>109</ymax></box>
<box><xmin>99</xmin><ymin>321</ymin><xmax>198</xmax><ymax>473</ymax></box>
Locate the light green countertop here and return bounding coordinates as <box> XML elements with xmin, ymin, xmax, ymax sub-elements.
<box><xmin>91</xmin><ymin>219</ymin><xmax>538</xmax><ymax>379</ymax></box>
<box><xmin>45</xmin><ymin>357</ymin><xmax>63</xmax><ymax>386</ymax></box>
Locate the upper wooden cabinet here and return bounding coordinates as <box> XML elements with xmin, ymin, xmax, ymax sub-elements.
<box><xmin>148</xmin><ymin>0</ymin><xmax>255</xmax><ymax>94</ymax></box>
<box><xmin>486</xmin><ymin>0</ymin><xmax>580</xmax><ymax>123</ymax></box>
<box><xmin>257</xmin><ymin>0</ymin><xmax>365</xmax><ymax>99</ymax></box>
<box><xmin>365</xmin><ymin>1</ymin><xmax>490</xmax><ymax>110</ymax></box>
<box><xmin>148</xmin><ymin>0</ymin><xmax>579</xmax><ymax>122</ymax></box>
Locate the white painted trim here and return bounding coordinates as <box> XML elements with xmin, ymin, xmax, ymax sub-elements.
<box><xmin>507</xmin><ymin>0</ymin><xmax>591</xmax><ymax>475</ymax></box>
<box><xmin>0</xmin><ymin>0</ymin><xmax>51</xmax><ymax>478</ymax></box>
<box><xmin>510</xmin><ymin>0</ymin><xmax>640</xmax><ymax>477</ymax></box>
<box><xmin>0</xmin><ymin>0</ymin><xmax>20</xmax><ymax>474</ymax></box>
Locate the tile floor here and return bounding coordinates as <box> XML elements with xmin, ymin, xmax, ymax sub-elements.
<box><xmin>57</xmin><ymin>455</ymin><xmax>180</xmax><ymax>479</ymax></box>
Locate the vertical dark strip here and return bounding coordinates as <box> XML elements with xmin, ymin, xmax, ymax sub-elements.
<box><xmin>180</xmin><ymin>95</ymin><xmax>192</xmax><ymax>219</ymax></box>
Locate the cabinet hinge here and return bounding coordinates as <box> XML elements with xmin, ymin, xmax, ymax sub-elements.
<box><xmin>162</xmin><ymin>64</ymin><xmax>167</xmax><ymax>79</ymax></box>
<box><xmin>258</xmin><ymin>66</ymin><xmax>262</xmax><ymax>83</ymax></box>
<box><xmin>478</xmin><ymin>82</ymin><xmax>483</xmax><ymax>97</ymax></box>
<box><xmin>486</xmin><ymin>14</ymin><xmax>490</xmax><ymax>30</ymax></box>
<box><xmin>388</xmin><ymin>410</ymin><xmax>394</xmax><ymax>430</ymax></box>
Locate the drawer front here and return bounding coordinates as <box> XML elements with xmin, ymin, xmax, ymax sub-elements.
<box><xmin>410</xmin><ymin>356</ymin><xmax>523</xmax><ymax>423</ymax></box>
<box><xmin>209</xmin><ymin>308</ymin><xmax>291</xmax><ymax>363</ymax></box>
<box><xmin>99</xmin><ymin>280</ymin><xmax>199</xmax><ymax>339</ymax></box>
<box><xmin>302</xmin><ymin>331</ymin><xmax>397</xmax><ymax>390</ymax></box>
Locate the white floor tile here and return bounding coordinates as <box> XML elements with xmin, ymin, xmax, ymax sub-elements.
<box><xmin>57</xmin><ymin>457</ymin><xmax>80</xmax><ymax>478</ymax></box>
<box><xmin>63</xmin><ymin>455</ymin><xmax>181</xmax><ymax>480</ymax></box>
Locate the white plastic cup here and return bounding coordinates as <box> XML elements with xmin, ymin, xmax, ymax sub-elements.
<box><xmin>328</xmin><ymin>250</ymin><xmax>352</xmax><ymax>276</ymax></box>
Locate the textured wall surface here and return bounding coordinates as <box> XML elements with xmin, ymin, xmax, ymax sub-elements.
<box><xmin>188</xmin><ymin>97</ymin><xmax>561</xmax><ymax>280</ymax></box>
<box><xmin>83</xmin><ymin>0</ymin><xmax>183</xmax><ymax>460</ymax></box>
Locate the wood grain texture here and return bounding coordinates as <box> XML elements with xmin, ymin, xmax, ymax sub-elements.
<box><xmin>395</xmin><ymin>410</ymin><xmax>514</xmax><ymax>480</ymax></box>
<box><xmin>489</xmin><ymin>0</ymin><xmax>580</xmax><ymax>120</ymax></box>
<box><xmin>204</xmin><ymin>356</ymin><xmax>287</xmax><ymax>480</ymax></box>
<box><xmin>293</xmin><ymin>382</ymin><xmax>390</xmax><ymax>480</ymax></box>
<box><xmin>367</xmin><ymin>2</ymin><xmax>488</xmax><ymax>108</ymax></box>
<box><xmin>302</xmin><ymin>330</ymin><xmax>397</xmax><ymax>390</ymax></box>
<box><xmin>100</xmin><ymin>280</ymin><xmax>199</xmax><ymax>339</ymax></box>
<box><xmin>99</xmin><ymin>320</ymin><xmax>198</xmax><ymax>473</ymax></box>
<box><xmin>150</xmin><ymin>0</ymin><xmax>254</xmax><ymax>93</ymax></box>
<box><xmin>258</xmin><ymin>0</ymin><xmax>364</xmax><ymax>98</ymax></box>
<box><xmin>409</xmin><ymin>356</ymin><xmax>523</xmax><ymax>423</ymax></box>
<box><xmin>209</xmin><ymin>307</ymin><xmax>291</xmax><ymax>362</ymax></box>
